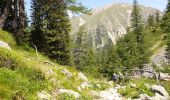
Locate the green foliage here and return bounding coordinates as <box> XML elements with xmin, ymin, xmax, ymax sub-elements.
<box><xmin>0</xmin><ymin>30</ymin><xmax>16</xmax><ymax>47</ymax></box>
<box><xmin>118</xmin><ymin>78</ymin><xmax>156</xmax><ymax>98</ymax></box>
<box><xmin>155</xmin><ymin>65</ymin><xmax>170</xmax><ymax>73</ymax></box>
<box><xmin>72</xmin><ymin>25</ymin><xmax>96</xmax><ymax>71</ymax></box>
<box><xmin>31</xmin><ymin>0</ymin><xmax>71</xmax><ymax>65</ymax></box>
<box><xmin>161</xmin><ymin>0</ymin><xmax>170</xmax><ymax>63</ymax></box>
<box><xmin>147</xmin><ymin>14</ymin><xmax>155</xmax><ymax>28</ymax></box>
<box><xmin>161</xmin><ymin>81</ymin><xmax>170</xmax><ymax>95</ymax></box>
<box><xmin>67</xmin><ymin>0</ymin><xmax>91</xmax><ymax>14</ymax></box>
<box><xmin>0</xmin><ymin>48</ymin><xmax>50</xmax><ymax>99</ymax></box>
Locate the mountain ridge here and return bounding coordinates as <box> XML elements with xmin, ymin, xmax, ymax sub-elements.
<box><xmin>71</xmin><ymin>3</ymin><xmax>162</xmax><ymax>49</ymax></box>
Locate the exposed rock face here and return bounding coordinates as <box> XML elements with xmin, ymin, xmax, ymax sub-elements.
<box><xmin>0</xmin><ymin>41</ymin><xmax>12</xmax><ymax>51</ymax></box>
<box><xmin>151</xmin><ymin>85</ymin><xmax>169</xmax><ymax>99</ymax></box>
<box><xmin>71</xmin><ymin>3</ymin><xmax>161</xmax><ymax>50</ymax></box>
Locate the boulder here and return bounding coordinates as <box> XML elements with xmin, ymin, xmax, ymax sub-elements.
<box><xmin>99</xmin><ymin>88</ymin><xmax>122</xmax><ymax>100</ymax></box>
<box><xmin>142</xmin><ymin>64</ymin><xmax>156</xmax><ymax>78</ymax></box>
<box><xmin>58</xmin><ymin>89</ymin><xmax>80</xmax><ymax>98</ymax></box>
<box><xmin>160</xmin><ymin>73</ymin><xmax>170</xmax><ymax>81</ymax></box>
<box><xmin>78</xmin><ymin>72</ymin><xmax>88</xmax><ymax>82</ymax></box>
<box><xmin>61</xmin><ymin>68</ymin><xmax>72</xmax><ymax>77</ymax></box>
<box><xmin>150</xmin><ymin>93</ymin><xmax>167</xmax><ymax>100</ymax></box>
<box><xmin>151</xmin><ymin>85</ymin><xmax>169</xmax><ymax>99</ymax></box>
<box><xmin>37</xmin><ymin>91</ymin><xmax>55</xmax><ymax>100</ymax></box>
<box><xmin>0</xmin><ymin>41</ymin><xmax>12</xmax><ymax>51</ymax></box>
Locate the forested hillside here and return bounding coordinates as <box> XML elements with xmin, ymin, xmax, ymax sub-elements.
<box><xmin>0</xmin><ymin>0</ymin><xmax>170</xmax><ymax>100</ymax></box>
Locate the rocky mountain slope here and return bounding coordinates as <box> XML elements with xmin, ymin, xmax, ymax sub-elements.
<box><xmin>71</xmin><ymin>3</ymin><xmax>161</xmax><ymax>49</ymax></box>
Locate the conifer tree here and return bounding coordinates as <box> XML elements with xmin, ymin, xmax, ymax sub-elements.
<box><xmin>147</xmin><ymin>14</ymin><xmax>155</xmax><ymax>28</ymax></box>
<box><xmin>43</xmin><ymin>0</ymin><xmax>71</xmax><ymax>65</ymax></box>
<box><xmin>131</xmin><ymin>0</ymin><xmax>146</xmax><ymax>69</ymax></box>
<box><xmin>30</xmin><ymin>0</ymin><xmax>46</xmax><ymax>51</ymax></box>
<box><xmin>155</xmin><ymin>10</ymin><xmax>160</xmax><ymax>24</ymax></box>
<box><xmin>73</xmin><ymin>25</ymin><xmax>88</xmax><ymax>70</ymax></box>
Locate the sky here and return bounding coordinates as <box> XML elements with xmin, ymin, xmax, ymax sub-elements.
<box><xmin>79</xmin><ymin>0</ymin><xmax>167</xmax><ymax>11</ymax></box>
<box><xmin>25</xmin><ymin>0</ymin><xmax>168</xmax><ymax>20</ymax></box>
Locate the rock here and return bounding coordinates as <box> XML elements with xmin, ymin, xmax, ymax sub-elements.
<box><xmin>80</xmin><ymin>82</ymin><xmax>91</xmax><ymax>90</ymax></box>
<box><xmin>150</xmin><ymin>93</ymin><xmax>167</xmax><ymax>100</ymax></box>
<box><xmin>143</xmin><ymin>64</ymin><xmax>156</xmax><ymax>78</ymax></box>
<box><xmin>90</xmin><ymin>90</ymin><xmax>99</xmax><ymax>97</ymax></box>
<box><xmin>160</xmin><ymin>73</ymin><xmax>170</xmax><ymax>81</ymax></box>
<box><xmin>78</xmin><ymin>72</ymin><xmax>88</xmax><ymax>82</ymax></box>
<box><xmin>98</xmin><ymin>88</ymin><xmax>122</xmax><ymax>100</ymax></box>
<box><xmin>58</xmin><ymin>89</ymin><xmax>80</xmax><ymax>98</ymax></box>
<box><xmin>46</xmin><ymin>69</ymin><xmax>56</xmax><ymax>77</ymax></box>
<box><xmin>61</xmin><ymin>68</ymin><xmax>72</xmax><ymax>77</ymax></box>
<box><xmin>78</xmin><ymin>86</ymin><xmax>82</xmax><ymax>91</ymax></box>
<box><xmin>139</xmin><ymin>94</ymin><xmax>150</xmax><ymax>100</ymax></box>
<box><xmin>151</xmin><ymin>47</ymin><xmax>168</xmax><ymax>67</ymax></box>
<box><xmin>0</xmin><ymin>41</ymin><xmax>12</xmax><ymax>51</ymax></box>
<box><xmin>37</xmin><ymin>91</ymin><xmax>55</xmax><ymax>100</ymax></box>
<box><xmin>130</xmin><ymin>83</ymin><xmax>136</xmax><ymax>88</ymax></box>
<box><xmin>151</xmin><ymin>85</ymin><xmax>169</xmax><ymax>99</ymax></box>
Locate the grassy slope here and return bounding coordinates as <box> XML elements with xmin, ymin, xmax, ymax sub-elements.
<box><xmin>0</xmin><ymin>30</ymin><xmax>111</xmax><ymax>99</ymax></box>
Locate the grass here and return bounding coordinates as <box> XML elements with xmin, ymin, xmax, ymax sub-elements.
<box><xmin>118</xmin><ymin>78</ymin><xmax>170</xmax><ymax>99</ymax></box>
<box><xmin>118</xmin><ymin>78</ymin><xmax>156</xmax><ymax>99</ymax></box>
<box><xmin>0</xmin><ymin>30</ymin><xmax>111</xmax><ymax>99</ymax></box>
<box><xmin>0</xmin><ymin>30</ymin><xmax>16</xmax><ymax>48</ymax></box>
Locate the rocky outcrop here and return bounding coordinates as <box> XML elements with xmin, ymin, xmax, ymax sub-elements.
<box><xmin>151</xmin><ymin>85</ymin><xmax>169</xmax><ymax>99</ymax></box>
<box><xmin>0</xmin><ymin>41</ymin><xmax>12</xmax><ymax>51</ymax></box>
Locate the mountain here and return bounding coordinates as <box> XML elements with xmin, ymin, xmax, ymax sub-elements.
<box><xmin>70</xmin><ymin>3</ymin><xmax>161</xmax><ymax>50</ymax></box>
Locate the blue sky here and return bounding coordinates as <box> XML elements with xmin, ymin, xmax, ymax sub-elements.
<box><xmin>25</xmin><ymin>0</ymin><xmax>168</xmax><ymax>20</ymax></box>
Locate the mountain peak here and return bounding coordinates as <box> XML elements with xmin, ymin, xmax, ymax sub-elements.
<box><xmin>71</xmin><ymin>4</ymin><xmax>161</xmax><ymax>49</ymax></box>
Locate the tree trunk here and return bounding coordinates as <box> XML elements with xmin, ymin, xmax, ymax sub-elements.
<box><xmin>17</xmin><ymin>0</ymin><xmax>25</xmax><ymax>44</ymax></box>
<box><xmin>13</xmin><ymin>0</ymin><xmax>18</xmax><ymax>33</ymax></box>
<box><xmin>0</xmin><ymin>0</ymin><xmax>11</xmax><ymax>29</ymax></box>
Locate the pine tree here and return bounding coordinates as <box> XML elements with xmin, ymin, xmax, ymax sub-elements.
<box><xmin>166</xmin><ymin>0</ymin><xmax>170</xmax><ymax>13</ymax></box>
<box><xmin>30</xmin><ymin>0</ymin><xmax>46</xmax><ymax>51</ymax></box>
<box><xmin>131</xmin><ymin>0</ymin><xmax>146</xmax><ymax>69</ymax></box>
<box><xmin>43</xmin><ymin>0</ymin><xmax>71</xmax><ymax>65</ymax></box>
<box><xmin>147</xmin><ymin>14</ymin><xmax>155</xmax><ymax>28</ymax></box>
<box><xmin>155</xmin><ymin>10</ymin><xmax>160</xmax><ymax>24</ymax></box>
<box><xmin>73</xmin><ymin>25</ymin><xmax>88</xmax><ymax>70</ymax></box>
